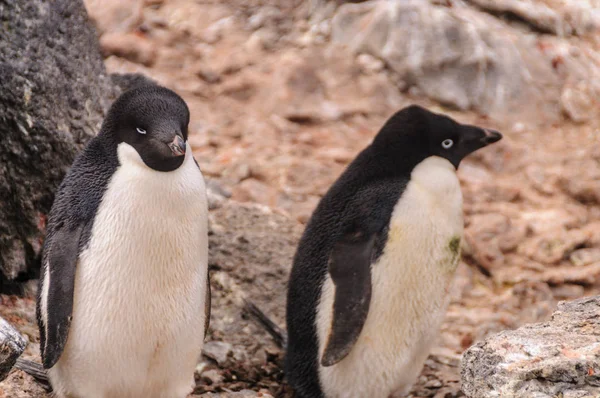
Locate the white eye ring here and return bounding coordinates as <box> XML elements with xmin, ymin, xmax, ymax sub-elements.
<box><xmin>136</xmin><ymin>127</ymin><xmax>147</xmax><ymax>135</ymax></box>
<box><xmin>442</xmin><ymin>139</ymin><xmax>453</xmax><ymax>149</ymax></box>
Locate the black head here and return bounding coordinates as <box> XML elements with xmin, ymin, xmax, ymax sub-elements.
<box><xmin>371</xmin><ymin>105</ymin><xmax>502</xmax><ymax>170</ymax></box>
<box><xmin>99</xmin><ymin>85</ymin><xmax>190</xmax><ymax>172</ymax></box>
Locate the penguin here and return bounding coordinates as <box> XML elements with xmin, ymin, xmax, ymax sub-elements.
<box><xmin>36</xmin><ymin>85</ymin><xmax>211</xmax><ymax>398</ymax></box>
<box><xmin>285</xmin><ymin>105</ymin><xmax>502</xmax><ymax>398</ymax></box>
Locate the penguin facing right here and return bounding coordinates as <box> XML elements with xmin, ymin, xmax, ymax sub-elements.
<box><xmin>285</xmin><ymin>105</ymin><xmax>502</xmax><ymax>398</ymax></box>
<box><xmin>37</xmin><ymin>85</ymin><xmax>210</xmax><ymax>398</ymax></box>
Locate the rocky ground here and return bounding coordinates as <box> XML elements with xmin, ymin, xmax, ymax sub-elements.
<box><xmin>1</xmin><ymin>0</ymin><xmax>600</xmax><ymax>397</ymax></box>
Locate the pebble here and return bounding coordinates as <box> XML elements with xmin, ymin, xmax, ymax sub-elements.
<box><xmin>99</xmin><ymin>33</ymin><xmax>157</xmax><ymax>66</ymax></box>
<box><xmin>569</xmin><ymin>248</ymin><xmax>600</xmax><ymax>266</ymax></box>
<box><xmin>561</xmin><ymin>84</ymin><xmax>594</xmax><ymax>123</ymax></box>
<box><xmin>202</xmin><ymin>341</ymin><xmax>233</xmax><ymax>366</ymax></box>
<box><xmin>357</xmin><ymin>53</ymin><xmax>385</xmax><ymax>74</ymax></box>
<box><xmin>194</xmin><ymin>63</ymin><xmax>221</xmax><ymax>84</ymax></box>
<box><xmin>84</xmin><ymin>0</ymin><xmax>143</xmax><ymax>34</ymax></box>
<box><xmin>201</xmin><ymin>369</ymin><xmax>224</xmax><ymax>385</ymax></box>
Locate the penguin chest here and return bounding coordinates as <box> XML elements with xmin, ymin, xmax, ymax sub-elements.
<box><xmin>318</xmin><ymin>156</ymin><xmax>463</xmax><ymax>398</ymax></box>
<box><xmin>55</xmin><ymin>144</ymin><xmax>209</xmax><ymax>396</ymax></box>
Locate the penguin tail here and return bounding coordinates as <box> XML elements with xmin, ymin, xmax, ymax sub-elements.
<box><xmin>14</xmin><ymin>358</ymin><xmax>50</xmax><ymax>390</ymax></box>
<box><xmin>243</xmin><ymin>299</ymin><xmax>288</xmax><ymax>349</ymax></box>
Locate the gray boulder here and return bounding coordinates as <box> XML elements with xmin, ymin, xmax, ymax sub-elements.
<box><xmin>461</xmin><ymin>296</ymin><xmax>600</xmax><ymax>398</ymax></box>
<box><xmin>0</xmin><ymin>0</ymin><xmax>118</xmax><ymax>290</ymax></box>
<box><xmin>330</xmin><ymin>0</ymin><xmax>562</xmax><ymax>117</ymax></box>
<box><xmin>0</xmin><ymin>317</ymin><xmax>26</xmax><ymax>382</ymax></box>
<box><xmin>465</xmin><ymin>0</ymin><xmax>600</xmax><ymax>37</ymax></box>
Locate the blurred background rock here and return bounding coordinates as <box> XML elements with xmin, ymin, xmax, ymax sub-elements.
<box><xmin>0</xmin><ymin>0</ymin><xmax>599</xmax><ymax>397</ymax></box>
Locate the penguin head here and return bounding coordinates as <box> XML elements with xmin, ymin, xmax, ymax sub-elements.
<box><xmin>372</xmin><ymin>105</ymin><xmax>502</xmax><ymax>170</ymax></box>
<box><xmin>101</xmin><ymin>85</ymin><xmax>191</xmax><ymax>172</ymax></box>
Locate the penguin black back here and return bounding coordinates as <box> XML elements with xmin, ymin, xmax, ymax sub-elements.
<box><xmin>285</xmin><ymin>105</ymin><xmax>501</xmax><ymax>397</ymax></box>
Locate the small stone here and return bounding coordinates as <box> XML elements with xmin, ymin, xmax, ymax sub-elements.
<box><xmin>99</xmin><ymin>33</ymin><xmax>157</xmax><ymax>66</ymax></box>
<box><xmin>318</xmin><ymin>147</ymin><xmax>354</xmax><ymax>163</ymax></box>
<box><xmin>246</xmin><ymin>28</ymin><xmax>279</xmax><ymax>51</ymax></box>
<box><xmin>202</xmin><ymin>16</ymin><xmax>235</xmax><ymax>44</ymax></box>
<box><xmin>511</xmin><ymin>122</ymin><xmax>526</xmax><ymax>133</ymax></box>
<box><xmin>424</xmin><ymin>378</ymin><xmax>443</xmax><ymax>389</ymax></box>
<box><xmin>561</xmin><ymin>84</ymin><xmax>595</xmax><ymax>123</ymax></box>
<box><xmin>551</xmin><ymin>284</ymin><xmax>585</xmax><ymax>299</ymax></box>
<box><xmin>563</xmin><ymin>390</ymin><xmax>597</xmax><ymax>398</ymax></box>
<box><xmin>84</xmin><ymin>0</ymin><xmax>143</xmax><ymax>34</ymax></box>
<box><xmin>223</xmin><ymin>163</ymin><xmax>252</xmax><ymax>184</ymax></box>
<box><xmin>0</xmin><ymin>317</ymin><xmax>27</xmax><ymax>382</ymax></box>
<box><xmin>232</xmin><ymin>178</ymin><xmax>276</xmax><ymax>206</ymax></box>
<box><xmin>193</xmin><ymin>63</ymin><xmax>221</xmax><ymax>84</ymax></box>
<box><xmin>202</xmin><ymin>341</ymin><xmax>233</xmax><ymax>366</ymax></box>
<box><xmin>357</xmin><ymin>53</ymin><xmax>384</xmax><ymax>73</ymax></box>
<box><xmin>247</xmin><ymin>7</ymin><xmax>281</xmax><ymax>30</ymax></box>
<box><xmin>570</xmin><ymin>248</ymin><xmax>600</xmax><ymax>266</ymax></box>
<box><xmin>205</xmin><ymin>179</ymin><xmax>230</xmax><ymax>210</ymax></box>
<box><xmin>201</xmin><ymin>369</ymin><xmax>224</xmax><ymax>385</ymax></box>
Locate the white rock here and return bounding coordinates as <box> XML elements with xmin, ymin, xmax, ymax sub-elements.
<box><xmin>462</xmin><ymin>296</ymin><xmax>600</xmax><ymax>397</ymax></box>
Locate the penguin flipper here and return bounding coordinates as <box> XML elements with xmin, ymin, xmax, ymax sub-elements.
<box><xmin>42</xmin><ymin>224</ymin><xmax>84</xmax><ymax>369</ymax></box>
<box><xmin>204</xmin><ymin>273</ymin><xmax>211</xmax><ymax>339</ymax></box>
<box><xmin>194</xmin><ymin>154</ymin><xmax>211</xmax><ymax>339</ymax></box>
<box><xmin>321</xmin><ymin>231</ymin><xmax>375</xmax><ymax>367</ymax></box>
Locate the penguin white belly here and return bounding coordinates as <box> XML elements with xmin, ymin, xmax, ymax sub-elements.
<box><xmin>317</xmin><ymin>156</ymin><xmax>463</xmax><ymax>398</ymax></box>
<box><xmin>48</xmin><ymin>144</ymin><xmax>209</xmax><ymax>398</ymax></box>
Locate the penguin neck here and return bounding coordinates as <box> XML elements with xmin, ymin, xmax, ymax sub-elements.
<box><xmin>409</xmin><ymin>156</ymin><xmax>460</xmax><ymax>198</ymax></box>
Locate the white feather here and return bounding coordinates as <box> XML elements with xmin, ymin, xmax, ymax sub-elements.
<box><xmin>316</xmin><ymin>156</ymin><xmax>464</xmax><ymax>398</ymax></box>
<box><xmin>40</xmin><ymin>261</ymin><xmax>50</xmax><ymax>353</ymax></box>
<box><xmin>47</xmin><ymin>143</ymin><xmax>209</xmax><ymax>398</ymax></box>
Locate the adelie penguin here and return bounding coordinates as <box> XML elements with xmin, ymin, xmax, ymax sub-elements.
<box><xmin>285</xmin><ymin>105</ymin><xmax>502</xmax><ymax>398</ymax></box>
<box><xmin>37</xmin><ymin>85</ymin><xmax>210</xmax><ymax>398</ymax></box>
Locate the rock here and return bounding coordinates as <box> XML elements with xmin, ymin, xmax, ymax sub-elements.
<box><xmin>551</xmin><ymin>284</ymin><xmax>585</xmax><ymax>300</ymax></box>
<box><xmin>542</xmin><ymin>263</ymin><xmax>600</xmax><ymax>286</ymax></box>
<box><xmin>0</xmin><ymin>369</ymin><xmax>47</xmax><ymax>398</ymax></box>
<box><xmin>356</xmin><ymin>53</ymin><xmax>384</xmax><ymax>74</ymax></box>
<box><xmin>560</xmin><ymin>175</ymin><xmax>600</xmax><ymax>205</ymax></box>
<box><xmin>0</xmin><ymin>0</ymin><xmax>117</xmax><ymax>290</ymax></box>
<box><xmin>561</xmin><ymin>84</ymin><xmax>595</xmax><ymax>123</ymax></box>
<box><xmin>231</xmin><ymin>179</ymin><xmax>277</xmax><ymax>207</ymax></box>
<box><xmin>518</xmin><ymin>229</ymin><xmax>589</xmax><ymax>265</ymax></box>
<box><xmin>570</xmin><ymin>248</ymin><xmax>600</xmax><ymax>267</ymax></box>
<box><xmin>200</xmin><ymin>369</ymin><xmax>224</xmax><ymax>385</ymax></box>
<box><xmin>83</xmin><ymin>0</ymin><xmax>143</xmax><ymax>35</ymax></box>
<box><xmin>271</xmin><ymin>52</ymin><xmax>342</xmax><ymax>123</ymax></box>
<box><xmin>99</xmin><ymin>33</ymin><xmax>157</xmax><ymax>66</ymax></box>
<box><xmin>465</xmin><ymin>0</ymin><xmax>600</xmax><ymax>36</ymax></box>
<box><xmin>246</xmin><ymin>28</ymin><xmax>279</xmax><ymax>51</ymax></box>
<box><xmin>201</xmin><ymin>16</ymin><xmax>236</xmax><ymax>44</ymax></box>
<box><xmin>202</xmin><ymin>391</ymin><xmax>274</xmax><ymax>398</ymax></box>
<box><xmin>206</xmin><ymin>179</ymin><xmax>231</xmax><ymax>210</ymax></box>
<box><xmin>206</xmin><ymin>201</ymin><xmax>301</xmax><ymax>361</ymax></box>
<box><xmin>193</xmin><ymin>63</ymin><xmax>221</xmax><ymax>84</ymax></box>
<box><xmin>110</xmin><ymin>72</ymin><xmax>157</xmax><ymax>92</ymax></box>
<box><xmin>0</xmin><ymin>317</ymin><xmax>26</xmax><ymax>382</ymax></box>
<box><xmin>247</xmin><ymin>6</ymin><xmax>283</xmax><ymax>31</ymax></box>
<box><xmin>202</xmin><ymin>341</ymin><xmax>234</xmax><ymax>367</ymax></box>
<box><xmin>330</xmin><ymin>0</ymin><xmax>552</xmax><ymax>115</ymax></box>
<box><xmin>461</xmin><ymin>296</ymin><xmax>600</xmax><ymax>398</ymax></box>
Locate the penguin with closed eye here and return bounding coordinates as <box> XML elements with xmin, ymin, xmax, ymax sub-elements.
<box><xmin>285</xmin><ymin>105</ymin><xmax>502</xmax><ymax>398</ymax></box>
<box><xmin>37</xmin><ymin>85</ymin><xmax>211</xmax><ymax>398</ymax></box>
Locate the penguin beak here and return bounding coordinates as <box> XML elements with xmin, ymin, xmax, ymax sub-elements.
<box><xmin>168</xmin><ymin>135</ymin><xmax>186</xmax><ymax>157</ymax></box>
<box><xmin>449</xmin><ymin>125</ymin><xmax>502</xmax><ymax>168</ymax></box>
<box><xmin>480</xmin><ymin>129</ymin><xmax>502</xmax><ymax>145</ymax></box>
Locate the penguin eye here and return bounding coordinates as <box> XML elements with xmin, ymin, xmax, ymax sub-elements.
<box><xmin>441</xmin><ymin>139</ymin><xmax>454</xmax><ymax>149</ymax></box>
<box><xmin>136</xmin><ymin>127</ymin><xmax>147</xmax><ymax>135</ymax></box>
